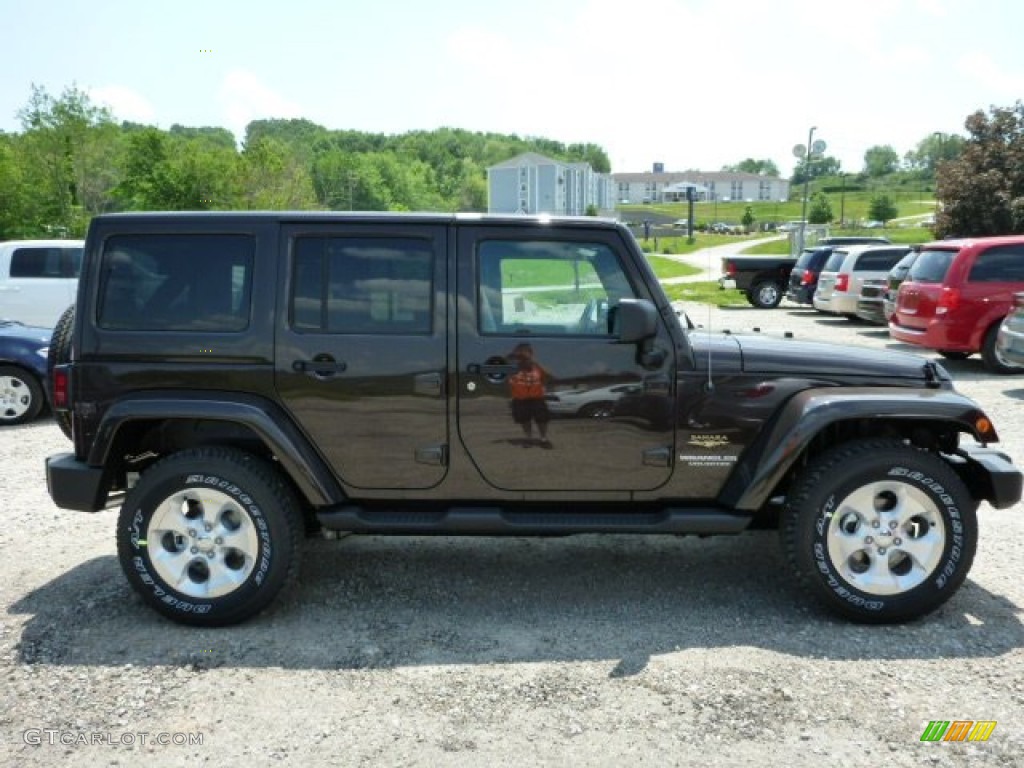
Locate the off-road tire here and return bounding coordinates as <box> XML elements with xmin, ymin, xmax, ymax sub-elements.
<box><xmin>116</xmin><ymin>446</ymin><xmax>303</xmax><ymax>626</ymax></box>
<box><xmin>780</xmin><ymin>439</ymin><xmax>977</xmax><ymax>623</ymax></box>
<box><xmin>47</xmin><ymin>304</ymin><xmax>75</xmax><ymax>439</ymax></box>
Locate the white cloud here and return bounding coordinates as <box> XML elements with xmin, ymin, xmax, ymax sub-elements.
<box><xmin>89</xmin><ymin>85</ymin><xmax>156</xmax><ymax>123</ymax></box>
<box><xmin>220</xmin><ymin>69</ymin><xmax>303</xmax><ymax>138</ymax></box>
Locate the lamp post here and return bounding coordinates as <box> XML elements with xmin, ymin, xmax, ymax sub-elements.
<box><xmin>798</xmin><ymin>126</ymin><xmax>816</xmax><ymax>251</ymax></box>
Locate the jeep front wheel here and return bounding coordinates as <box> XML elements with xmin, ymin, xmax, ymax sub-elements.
<box><xmin>780</xmin><ymin>439</ymin><xmax>977</xmax><ymax>623</ymax></box>
<box><xmin>116</xmin><ymin>447</ymin><xmax>302</xmax><ymax>626</ymax></box>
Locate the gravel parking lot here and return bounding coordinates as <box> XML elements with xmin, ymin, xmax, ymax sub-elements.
<box><xmin>2</xmin><ymin>303</ymin><xmax>1022</xmax><ymax>767</ymax></box>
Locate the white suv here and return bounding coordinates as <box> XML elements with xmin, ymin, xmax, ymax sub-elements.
<box><xmin>0</xmin><ymin>240</ymin><xmax>84</xmax><ymax>327</ymax></box>
<box><xmin>813</xmin><ymin>244</ymin><xmax>910</xmax><ymax>318</ymax></box>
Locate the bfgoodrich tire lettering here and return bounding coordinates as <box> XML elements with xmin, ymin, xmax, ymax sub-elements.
<box><xmin>115</xmin><ymin>447</ymin><xmax>302</xmax><ymax>626</ymax></box>
<box><xmin>781</xmin><ymin>439</ymin><xmax>978</xmax><ymax>623</ymax></box>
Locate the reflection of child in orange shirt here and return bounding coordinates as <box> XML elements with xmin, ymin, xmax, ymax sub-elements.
<box><xmin>508</xmin><ymin>343</ymin><xmax>552</xmax><ymax>447</ymax></box>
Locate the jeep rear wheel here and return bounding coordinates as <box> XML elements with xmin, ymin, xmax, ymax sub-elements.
<box><xmin>116</xmin><ymin>447</ymin><xmax>302</xmax><ymax>626</ymax></box>
<box><xmin>780</xmin><ymin>439</ymin><xmax>977</xmax><ymax>623</ymax></box>
<box><xmin>747</xmin><ymin>280</ymin><xmax>784</xmax><ymax>309</ymax></box>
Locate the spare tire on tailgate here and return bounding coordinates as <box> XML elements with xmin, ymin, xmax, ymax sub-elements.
<box><xmin>47</xmin><ymin>304</ymin><xmax>75</xmax><ymax>440</ymax></box>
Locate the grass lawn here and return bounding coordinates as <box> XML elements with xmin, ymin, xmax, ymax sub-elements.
<box><xmin>646</xmin><ymin>254</ymin><xmax>702</xmax><ymax>279</ymax></box>
<box><xmin>738</xmin><ymin>226</ymin><xmax>937</xmax><ymax>255</ymax></box>
<box><xmin>661</xmin><ymin>280</ymin><xmax>747</xmax><ymax>307</ymax></box>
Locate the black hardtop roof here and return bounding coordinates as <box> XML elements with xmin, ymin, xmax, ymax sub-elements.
<box><xmin>91</xmin><ymin>211</ymin><xmax>625</xmax><ymax>230</ymax></box>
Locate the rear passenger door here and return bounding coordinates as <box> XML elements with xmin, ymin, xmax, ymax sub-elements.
<box><xmin>275</xmin><ymin>223</ymin><xmax>449</xmax><ymax>490</ymax></box>
<box><xmin>962</xmin><ymin>243</ymin><xmax>1024</xmax><ymax>336</ymax></box>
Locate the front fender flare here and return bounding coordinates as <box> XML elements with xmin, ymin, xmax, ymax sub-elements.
<box><xmin>719</xmin><ymin>387</ymin><xmax>996</xmax><ymax>512</ymax></box>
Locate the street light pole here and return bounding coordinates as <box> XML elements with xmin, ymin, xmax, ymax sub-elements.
<box><xmin>799</xmin><ymin>125</ymin><xmax>816</xmax><ymax>251</ymax></box>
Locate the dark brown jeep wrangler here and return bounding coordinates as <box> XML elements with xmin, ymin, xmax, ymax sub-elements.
<box><xmin>45</xmin><ymin>212</ymin><xmax>1021</xmax><ymax>625</ymax></box>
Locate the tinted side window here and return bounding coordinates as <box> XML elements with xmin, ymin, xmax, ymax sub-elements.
<box><xmin>97</xmin><ymin>235</ymin><xmax>253</xmax><ymax>331</ymax></box>
<box><xmin>823</xmin><ymin>251</ymin><xmax>847</xmax><ymax>271</ymax></box>
<box><xmin>967</xmin><ymin>245</ymin><xmax>1024</xmax><ymax>282</ymax></box>
<box><xmin>854</xmin><ymin>250</ymin><xmax>906</xmax><ymax>272</ymax></box>
<box><xmin>8</xmin><ymin>247</ymin><xmax>82</xmax><ymax>278</ymax></box>
<box><xmin>291</xmin><ymin>237</ymin><xmax>433</xmax><ymax>335</ymax></box>
<box><xmin>908</xmin><ymin>249</ymin><xmax>956</xmax><ymax>283</ymax></box>
<box><xmin>477</xmin><ymin>240</ymin><xmax>636</xmax><ymax>336</ymax></box>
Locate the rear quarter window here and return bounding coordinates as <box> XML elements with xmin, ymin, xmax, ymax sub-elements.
<box><xmin>967</xmin><ymin>245</ymin><xmax>1024</xmax><ymax>282</ymax></box>
<box><xmin>97</xmin><ymin>234</ymin><xmax>254</xmax><ymax>331</ymax></box>
<box><xmin>853</xmin><ymin>250</ymin><xmax>907</xmax><ymax>272</ymax></box>
<box><xmin>908</xmin><ymin>249</ymin><xmax>956</xmax><ymax>283</ymax></box>
<box><xmin>823</xmin><ymin>251</ymin><xmax>847</xmax><ymax>271</ymax></box>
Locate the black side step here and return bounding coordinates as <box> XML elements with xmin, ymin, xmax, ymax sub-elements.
<box><xmin>316</xmin><ymin>505</ymin><xmax>752</xmax><ymax>535</ymax></box>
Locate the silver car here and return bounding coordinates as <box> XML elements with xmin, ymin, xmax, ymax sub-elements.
<box><xmin>813</xmin><ymin>245</ymin><xmax>911</xmax><ymax>318</ymax></box>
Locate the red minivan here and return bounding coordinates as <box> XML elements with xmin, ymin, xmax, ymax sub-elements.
<box><xmin>889</xmin><ymin>236</ymin><xmax>1024</xmax><ymax>373</ymax></box>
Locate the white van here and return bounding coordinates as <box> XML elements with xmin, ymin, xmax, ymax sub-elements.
<box><xmin>0</xmin><ymin>240</ymin><xmax>84</xmax><ymax>327</ymax></box>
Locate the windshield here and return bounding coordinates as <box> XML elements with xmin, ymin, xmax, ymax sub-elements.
<box><xmin>908</xmin><ymin>248</ymin><xmax>956</xmax><ymax>283</ymax></box>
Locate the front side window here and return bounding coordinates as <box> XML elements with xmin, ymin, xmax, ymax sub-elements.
<box><xmin>97</xmin><ymin>235</ymin><xmax>253</xmax><ymax>331</ymax></box>
<box><xmin>291</xmin><ymin>237</ymin><xmax>433</xmax><ymax>334</ymax></box>
<box><xmin>477</xmin><ymin>240</ymin><xmax>636</xmax><ymax>336</ymax></box>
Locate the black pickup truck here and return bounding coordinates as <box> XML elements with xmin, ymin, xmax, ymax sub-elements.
<box><xmin>44</xmin><ymin>213</ymin><xmax>1019</xmax><ymax>626</ymax></box>
<box><xmin>720</xmin><ymin>236</ymin><xmax>891</xmax><ymax>308</ymax></box>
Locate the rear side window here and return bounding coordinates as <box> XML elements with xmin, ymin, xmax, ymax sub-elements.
<box><xmin>909</xmin><ymin>249</ymin><xmax>956</xmax><ymax>283</ymax></box>
<box><xmin>9</xmin><ymin>247</ymin><xmax>82</xmax><ymax>278</ymax></box>
<box><xmin>290</xmin><ymin>237</ymin><xmax>433</xmax><ymax>334</ymax></box>
<box><xmin>967</xmin><ymin>245</ymin><xmax>1024</xmax><ymax>282</ymax></box>
<box><xmin>794</xmin><ymin>249</ymin><xmax>818</xmax><ymax>268</ymax></box>
<box><xmin>823</xmin><ymin>251</ymin><xmax>847</xmax><ymax>271</ymax></box>
<box><xmin>854</xmin><ymin>250</ymin><xmax>906</xmax><ymax>272</ymax></box>
<box><xmin>97</xmin><ymin>235</ymin><xmax>254</xmax><ymax>331</ymax></box>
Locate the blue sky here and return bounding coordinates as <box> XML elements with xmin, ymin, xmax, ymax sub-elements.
<box><xmin>2</xmin><ymin>0</ymin><xmax>1022</xmax><ymax>176</ymax></box>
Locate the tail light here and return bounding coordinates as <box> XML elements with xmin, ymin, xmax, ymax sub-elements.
<box><xmin>801</xmin><ymin>270</ymin><xmax>816</xmax><ymax>286</ymax></box>
<box><xmin>835</xmin><ymin>274</ymin><xmax>850</xmax><ymax>293</ymax></box>
<box><xmin>936</xmin><ymin>287</ymin><xmax>960</xmax><ymax>315</ymax></box>
<box><xmin>725</xmin><ymin>260</ymin><xmax>736</xmax><ymax>277</ymax></box>
<box><xmin>52</xmin><ymin>366</ymin><xmax>69</xmax><ymax>410</ymax></box>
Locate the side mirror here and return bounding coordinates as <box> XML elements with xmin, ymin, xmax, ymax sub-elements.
<box><xmin>612</xmin><ymin>298</ymin><xmax>658</xmax><ymax>343</ymax></box>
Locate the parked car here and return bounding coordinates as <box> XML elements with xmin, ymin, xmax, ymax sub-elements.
<box><xmin>890</xmin><ymin>236</ymin><xmax>1024</xmax><ymax>373</ymax></box>
<box><xmin>0</xmin><ymin>320</ymin><xmax>51</xmax><ymax>425</ymax></box>
<box><xmin>813</xmin><ymin>245</ymin><xmax>911</xmax><ymax>318</ymax></box>
<box><xmin>995</xmin><ymin>292</ymin><xmax>1024</xmax><ymax>368</ymax></box>
<box><xmin>857</xmin><ymin>250</ymin><xmax>922</xmax><ymax>325</ymax></box>
<box><xmin>0</xmin><ymin>240</ymin><xmax>84</xmax><ymax>327</ymax></box>
<box><xmin>786</xmin><ymin>237</ymin><xmax>892</xmax><ymax>306</ymax></box>
<box><xmin>881</xmin><ymin>250</ymin><xmax>920</xmax><ymax>322</ymax></box>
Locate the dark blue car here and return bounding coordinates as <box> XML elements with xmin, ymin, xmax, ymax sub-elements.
<box><xmin>0</xmin><ymin>320</ymin><xmax>52</xmax><ymax>425</ymax></box>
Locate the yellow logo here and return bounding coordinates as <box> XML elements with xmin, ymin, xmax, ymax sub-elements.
<box><xmin>688</xmin><ymin>434</ymin><xmax>730</xmax><ymax>449</ymax></box>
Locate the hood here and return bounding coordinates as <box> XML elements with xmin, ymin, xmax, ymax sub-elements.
<box><xmin>0</xmin><ymin>321</ymin><xmax>51</xmax><ymax>345</ymax></box>
<box><xmin>732</xmin><ymin>332</ymin><xmax>948</xmax><ymax>384</ymax></box>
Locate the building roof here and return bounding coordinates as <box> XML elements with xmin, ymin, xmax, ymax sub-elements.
<box><xmin>488</xmin><ymin>152</ymin><xmax>567</xmax><ymax>170</ymax></box>
<box><xmin>611</xmin><ymin>170</ymin><xmax>784</xmax><ymax>183</ymax></box>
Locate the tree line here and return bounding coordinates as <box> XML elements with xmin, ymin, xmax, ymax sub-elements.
<box><xmin>0</xmin><ymin>85</ymin><xmax>611</xmax><ymax>239</ymax></box>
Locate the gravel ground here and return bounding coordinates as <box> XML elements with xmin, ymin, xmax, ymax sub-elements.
<box><xmin>2</xmin><ymin>302</ymin><xmax>1023</xmax><ymax>768</ymax></box>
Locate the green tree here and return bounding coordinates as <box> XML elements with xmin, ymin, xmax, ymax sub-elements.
<box><xmin>905</xmin><ymin>132</ymin><xmax>966</xmax><ymax>177</ymax></box>
<box><xmin>868</xmin><ymin>193</ymin><xmax>898</xmax><ymax>225</ymax></box>
<box><xmin>807</xmin><ymin>193</ymin><xmax>834</xmax><ymax>224</ymax></box>
<box><xmin>791</xmin><ymin>155</ymin><xmax>841</xmax><ymax>184</ymax></box>
<box><xmin>741</xmin><ymin>205</ymin><xmax>756</xmax><ymax>230</ymax></box>
<box><xmin>17</xmin><ymin>84</ymin><xmax>119</xmax><ymax>235</ymax></box>
<box><xmin>724</xmin><ymin>158</ymin><xmax>780</xmax><ymax>177</ymax></box>
<box><xmin>238</xmin><ymin>136</ymin><xmax>317</xmax><ymax>209</ymax></box>
<box><xmin>863</xmin><ymin>145</ymin><xmax>900</xmax><ymax>177</ymax></box>
<box><xmin>935</xmin><ymin>102</ymin><xmax>1024</xmax><ymax>237</ymax></box>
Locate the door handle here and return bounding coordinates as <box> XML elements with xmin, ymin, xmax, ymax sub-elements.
<box><xmin>293</xmin><ymin>359</ymin><xmax>348</xmax><ymax>376</ymax></box>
